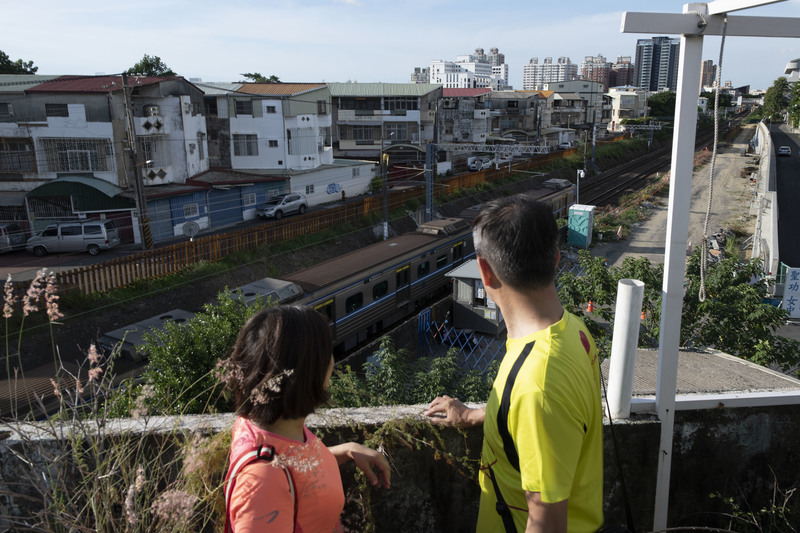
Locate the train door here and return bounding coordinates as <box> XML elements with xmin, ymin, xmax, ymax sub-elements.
<box><xmin>452</xmin><ymin>241</ymin><xmax>465</xmax><ymax>263</ymax></box>
<box><xmin>314</xmin><ymin>299</ymin><xmax>336</xmax><ymax>339</ymax></box>
<box><xmin>395</xmin><ymin>264</ymin><xmax>410</xmax><ymax>307</ymax></box>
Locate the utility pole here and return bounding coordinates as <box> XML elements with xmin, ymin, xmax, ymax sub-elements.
<box><xmin>122</xmin><ymin>73</ymin><xmax>153</xmax><ymax>249</ymax></box>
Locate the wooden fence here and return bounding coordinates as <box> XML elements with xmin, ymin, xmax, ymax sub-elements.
<box><xmin>14</xmin><ymin>147</ymin><xmax>592</xmax><ymax>296</ymax></box>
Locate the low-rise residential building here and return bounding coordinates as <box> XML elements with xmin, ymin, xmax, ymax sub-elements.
<box><xmin>329</xmin><ymin>82</ymin><xmax>442</xmax><ymax>165</ymax></box>
<box><xmin>438</xmin><ymin>88</ymin><xmax>492</xmax><ymax>144</ymax></box>
<box><xmin>0</xmin><ymin>74</ymin><xmax>209</xmax><ymax>242</ymax></box>
<box><xmin>606</xmin><ymin>86</ymin><xmax>650</xmax><ymax>131</ymax></box>
<box><xmin>542</xmin><ymin>80</ymin><xmax>605</xmax><ymax>125</ymax></box>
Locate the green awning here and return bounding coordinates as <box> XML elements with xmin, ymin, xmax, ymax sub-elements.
<box><xmin>27</xmin><ymin>175</ymin><xmax>134</xmax><ymax>211</ymax></box>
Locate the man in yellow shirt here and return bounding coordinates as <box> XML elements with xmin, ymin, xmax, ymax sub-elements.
<box><xmin>426</xmin><ymin>195</ymin><xmax>603</xmax><ymax>532</ymax></box>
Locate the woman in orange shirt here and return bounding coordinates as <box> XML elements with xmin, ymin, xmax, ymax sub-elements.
<box><xmin>223</xmin><ymin>306</ymin><xmax>391</xmax><ymax>533</ymax></box>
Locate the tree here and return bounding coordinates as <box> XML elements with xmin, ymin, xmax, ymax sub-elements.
<box><xmin>0</xmin><ymin>50</ymin><xmax>38</xmax><ymax>74</ymax></box>
<box><xmin>762</xmin><ymin>77</ymin><xmax>789</xmax><ymax>122</ymax></box>
<box><xmin>700</xmin><ymin>90</ymin><xmax>733</xmax><ymax>110</ymax></box>
<box><xmin>647</xmin><ymin>91</ymin><xmax>677</xmax><ymax>120</ymax></box>
<box><xmin>788</xmin><ymin>81</ymin><xmax>800</xmax><ymax>129</ymax></box>
<box><xmin>557</xmin><ymin>250</ymin><xmax>800</xmax><ymax>375</ymax></box>
<box><xmin>125</xmin><ymin>54</ymin><xmax>176</xmax><ymax>77</ymax></box>
<box><xmin>240</xmin><ymin>72</ymin><xmax>280</xmax><ymax>83</ymax></box>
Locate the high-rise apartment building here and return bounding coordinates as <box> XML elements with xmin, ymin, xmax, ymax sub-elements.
<box><xmin>634</xmin><ymin>37</ymin><xmax>681</xmax><ymax>91</ymax></box>
<box><xmin>580</xmin><ymin>55</ymin><xmax>611</xmax><ymax>89</ymax></box>
<box><xmin>522</xmin><ymin>57</ymin><xmax>578</xmax><ymax>90</ymax></box>
<box><xmin>700</xmin><ymin>60</ymin><xmax>717</xmax><ymax>88</ymax></box>
<box><xmin>429</xmin><ymin>48</ymin><xmax>510</xmax><ymax>89</ymax></box>
<box><xmin>609</xmin><ymin>56</ymin><xmax>635</xmax><ymax>88</ymax></box>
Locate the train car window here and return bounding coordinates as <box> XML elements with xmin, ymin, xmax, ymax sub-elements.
<box><xmin>417</xmin><ymin>261</ymin><xmax>430</xmax><ymax>277</ymax></box>
<box><xmin>315</xmin><ymin>299</ymin><xmax>334</xmax><ymax>321</ymax></box>
<box><xmin>396</xmin><ymin>266</ymin><xmax>410</xmax><ymax>287</ymax></box>
<box><xmin>452</xmin><ymin>242</ymin><xmax>464</xmax><ymax>261</ymax></box>
<box><xmin>436</xmin><ymin>255</ymin><xmax>447</xmax><ymax>270</ymax></box>
<box><xmin>345</xmin><ymin>293</ymin><xmax>363</xmax><ymax>314</ymax></box>
<box><xmin>373</xmin><ymin>280</ymin><xmax>389</xmax><ymax>300</ymax></box>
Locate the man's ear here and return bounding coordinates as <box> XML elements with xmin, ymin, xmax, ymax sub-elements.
<box><xmin>477</xmin><ymin>256</ymin><xmax>500</xmax><ymax>289</ymax></box>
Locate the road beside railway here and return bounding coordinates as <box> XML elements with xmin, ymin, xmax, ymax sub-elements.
<box><xmin>592</xmin><ymin>124</ymin><xmax>758</xmax><ymax>268</ymax></box>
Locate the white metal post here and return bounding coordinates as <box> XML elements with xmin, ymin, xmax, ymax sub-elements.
<box><xmin>653</xmin><ymin>21</ymin><xmax>705</xmax><ymax>530</ymax></box>
<box><xmin>608</xmin><ymin>279</ymin><xmax>645</xmax><ymax>419</ymax></box>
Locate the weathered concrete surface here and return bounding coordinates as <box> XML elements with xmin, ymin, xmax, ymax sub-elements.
<box><xmin>2</xmin><ymin>401</ymin><xmax>800</xmax><ymax>531</ymax></box>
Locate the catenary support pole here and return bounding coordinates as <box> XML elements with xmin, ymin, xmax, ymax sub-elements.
<box><xmin>607</xmin><ymin>279</ymin><xmax>645</xmax><ymax>419</ymax></box>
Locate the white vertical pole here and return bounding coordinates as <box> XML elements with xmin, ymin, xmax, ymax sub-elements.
<box><xmin>607</xmin><ymin>279</ymin><xmax>645</xmax><ymax>419</ymax></box>
<box><xmin>653</xmin><ymin>16</ymin><xmax>705</xmax><ymax>531</ymax></box>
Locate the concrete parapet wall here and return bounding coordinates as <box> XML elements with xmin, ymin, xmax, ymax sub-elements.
<box><xmin>2</xmin><ymin>403</ymin><xmax>800</xmax><ymax>531</ymax></box>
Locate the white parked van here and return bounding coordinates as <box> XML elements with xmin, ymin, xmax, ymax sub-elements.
<box><xmin>26</xmin><ymin>220</ymin><xmax>121</xmax><ymax>256</ymax></box>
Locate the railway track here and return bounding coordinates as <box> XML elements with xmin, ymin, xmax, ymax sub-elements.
<box><xmin>581</xmin><ymin>120</ymin><xmax>738</xmax><ymax>207</ymax></box>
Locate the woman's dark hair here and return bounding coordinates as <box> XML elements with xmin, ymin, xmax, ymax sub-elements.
<box><xmin>227</xmin><ymin>305</ymin><xmax>332</xmax><ymax>426</ymax></box>
<box><xmin>472</xmin><ymin>194</ymin><xmax>559</xmax><ymax>291</ymax></box>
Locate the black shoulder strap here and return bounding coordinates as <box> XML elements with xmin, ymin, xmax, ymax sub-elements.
<box><xmin>497</xmin><ymin>341</ymin><xmax>535</xmax><ymax>472</ymax></box>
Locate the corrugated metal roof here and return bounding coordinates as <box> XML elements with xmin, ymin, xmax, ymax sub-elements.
<box><xmin>193</xmin><ymin>82</ymin><xmax>243</xmax><ymax>95</ymax></box>
<box><xmin>0</xmin><ymin>75</ymin><xmax>61</xmax><ymax>93</ymax></box>
<box><xmin>445</xmin><ymin>259</ymin><xmax>481</xmax><ymax>280</ymax></box>
<box><xmin>443</xmin><ymin>88</ymin><xmax>493</xmax><ymax>98</ymax></box>
<box><xmin>327</xmin><ymin>82</ymin><xmax>442</xmax><ymax>97</ymax></box>
<box><xmin>25</xmin><ymin>75</ymin><xmax>172</xmax><ymax>93</ymax></box>
<box><xmin>235</xmin><ymin>83</ymin><xmax>326</xmax><ymax>96</ymax></box>
<box><xmin>187</xmin><ymin>170</ymin><xmax>287</xmax><ymax>186</ymax></box>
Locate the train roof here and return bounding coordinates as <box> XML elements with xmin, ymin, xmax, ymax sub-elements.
<box><xmin>284</xmin><ymin>219</ymin><xmax>469</xmax><ymax>292</ymax></box>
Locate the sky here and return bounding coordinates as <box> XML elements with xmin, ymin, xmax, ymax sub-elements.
<box><xmin>4</xmin><ymin>0</ymin><xmax>800</xmax><ymax>91</ymax></box>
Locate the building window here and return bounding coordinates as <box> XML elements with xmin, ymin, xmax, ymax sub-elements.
<box><xmin>233</xmin><ymin>134</ymin><xmax>258</xmax><ymax>156</ymax></box>
<box><xmin>137</xmin><ymin>135</ymin><xmax>168</xmax><ymax>167</ymax></box>
<box><xmin>305</xmin><ymin>184</ymin><xmax>314</xmax><ymax>195</ymax></box>
<box><xmin>45</xmin><ymin>104</ymin><xmax>69</xmax><ymax>118</ymax></box>
<box><xmin>204</xmin><ymin>98</ymin><xmax>218</xmax><ymax>116</ymax></box>
<box><xmin>317</xmin><ymin>100</ymin><xmax>327</xmax><ymax>114</ymax></box>
<box><xmin>352</xmin><ymin>167</ymin><xmax>360</xmax><ymax>178</ymax></box>
<box><xmin>183</xmin><ymin>203</ymin><xmax>199</xmax><ymax>218</ymax></box>
<box><xmin>353</xmin><ymin>126</ymin><xmax>374</xmax><ymax>141</ymax></box>
<box><xmin>383</xmin><ymin>97</ymin><xmax>418</xmax><ymax>111</ymax></box>
<box><xmin>0</xmin><ymin>138</ymin><xmax>36</xmax><ymax>172</ymax></box>
<box><xmin>268</xmin><ymin>140</ymin><xmax>279</xmax><ymax>148</ymax></box>
<box><xmin>266</xmin><ymin>105</ymin><xmax>277</xmax><ymax>114</ymax></box>
<box><xmin>198</xmin><ymin>132</ymin><xmax>205</xmax><ymax>160</ymax></box>
<box><xmin>144</xmin><ymin>104</ymin><xmax>160</xmax><ymax>117</ymax></box>
<box><xmin>39</xmin><ymin>138</ymin><xmax>112</xmax><ymax>172</ymax></box>
<box><xmin>385</xmin><ymin>123</ymin><xmax>407</xmax><ymax>141</ymax></box>
<box><xmin>243</xmin><ymin>193</ymin><xmax>256</xmax><ymax>207</ymax></box>
<box><xmin>235</xmin><ymin>100</ymin><xmax>253</xmax><ymax>115</ymax></box>
<box><xmin>0</xmin><ymin>103</ymin><xmax>12</xmax><ymax>117</ymax></box>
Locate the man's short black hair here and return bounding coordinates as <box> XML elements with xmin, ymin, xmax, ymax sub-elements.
<box><xmin>472</xmin><ymin>194</ymin><xmax>559</xmax><ymax>291</ymax></box>
<box><xmin>227</xmin><ymin>305</ymin><xmax>332</xmax><ymax>426</ymax></box>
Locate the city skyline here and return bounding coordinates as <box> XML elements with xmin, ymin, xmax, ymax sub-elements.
<box><xmin>4</xmin><ymin>0</ymin><xmax>800</xmax><ymax>91</ymax></box>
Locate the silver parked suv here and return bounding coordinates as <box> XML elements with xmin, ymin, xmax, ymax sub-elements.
<box><xmin>26</xmin><ymin>219</ymin><xmax>121</xmax><ymax>256</ymax></box>
<box><xmin>256</xmin><ymin>193</ymin><xmax>308</xmax><ymax>220</ymax></box>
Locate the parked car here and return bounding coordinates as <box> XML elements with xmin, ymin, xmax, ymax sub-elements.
<box><xmin>256</xmin><ymin>193</ymin><xmax>308</xmax><ymax>220</ymax></box>
<box><xmin>0</xmin><ymin>223</ymin><xmax>27</xmax><ymax>253</ymax></box>
<box><xmin>469</xmin><ymin>158</ymin><xmax>492</xmax><ymax>171</ymax></box>
<box><xmin>558</xmin><ymin>142</ymin><xmax>572</xmax><ymax>150</ymax></box>
<box><xmin>26</xmin><ymin>219</ymin><xmax>120</xmax><ymax>256</ymax></box>
<box><xmin>777</xmin><ymin>145</ymin><xmax>792</xmax><ymax>157</ymax></box>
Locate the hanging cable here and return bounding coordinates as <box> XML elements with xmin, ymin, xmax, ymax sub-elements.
<box><xmin>699</xmin><ymin>14</ymin><xmax>728</xmax><ymax>303</ymax></box>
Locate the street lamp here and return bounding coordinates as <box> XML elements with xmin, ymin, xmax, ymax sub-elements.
<box><xmin>576</xmin><ymin>169</ymin><xmax>585</xmax><ymax>205</ymax></box>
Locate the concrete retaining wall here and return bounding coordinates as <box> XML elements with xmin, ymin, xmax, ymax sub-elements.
<box><xmin>2</xmin><ymin>403</ymin><xmax>799</xmax><ymax>531</ymax></box>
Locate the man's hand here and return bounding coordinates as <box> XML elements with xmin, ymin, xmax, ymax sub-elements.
<box><xmin>424</xmin><ymin>395</ymin><xmax>485</xmax><ymax>428</ymax></box>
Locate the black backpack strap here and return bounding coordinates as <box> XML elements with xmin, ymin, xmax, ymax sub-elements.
<box><xmin>497</xmin><ymin>341</ymin><xmax>535</xmax><ymax>472</ymax></box>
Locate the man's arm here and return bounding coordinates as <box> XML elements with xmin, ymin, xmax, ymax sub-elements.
<box><xmin>525</xmin><ymin>491</ymin><xmax>568</xmax><ymax>533</ymax></box>
<box><xmin>424</xmin><ymin>395</ymin><xmax>485</xmax><ymax>428</ymax></box>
